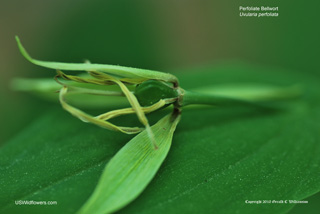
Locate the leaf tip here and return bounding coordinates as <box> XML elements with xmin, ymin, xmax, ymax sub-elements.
<box><xmin>15</xmin><ymin>35</ymin><xmax>20</xmax><ymax>43</ymax></box>
<box><xmin>15</xmin><ymin>35</ymin><xmax>33</xmax><ymax>62</ymax></box>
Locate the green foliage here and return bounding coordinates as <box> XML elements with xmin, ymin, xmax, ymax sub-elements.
<box><xmin>79</xmin><ymin>113</ymin><xmax>180</xmax><ymax>214</ymax></box>
<box><xmin>1</xmin><ymin>63</ymin><xmax>319</xmax><ymax>214</ymax></box>
<box><xmin>15</xmin><ymin>36</ymin><xmax>178</xmax><ymax>84</ymax></box>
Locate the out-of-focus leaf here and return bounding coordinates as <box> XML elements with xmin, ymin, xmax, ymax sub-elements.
<box><xmin>1</xmin><ymin>63</ymin><xmax>319</xmax><ymax>214</ymax></box>
<box><xmin>79</xmin><ymin>112</ymin><xmax>180</xmax><ymax>214</ymax></box>
<box><xmin>192</xmin><ymin>83</ymin><xmax>301</xmax><ymax>102</ymax></box>
<box><xmin>11</xmin><ymin>77</ymin><xmax>130</xmax><ymax>109</ymax></box>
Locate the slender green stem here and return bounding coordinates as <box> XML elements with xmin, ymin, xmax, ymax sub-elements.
<box><xmin>181</xmin><ymin>90</ymin><xmax>257</xmax><ymax>107</ymax></box>
<box><xmin>181</xmin><ymin>86</ymin><xmax>301</xmax><ymax>107</ymax></box>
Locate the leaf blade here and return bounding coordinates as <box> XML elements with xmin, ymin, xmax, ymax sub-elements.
<box><xmin>15</xmin><ymin>36</ymin><xmax>178</xmax><ymax>83</ymax></box>
<box><xmin>78</xmin><ymin>112</ymin><xmax>180</xmax><ymax>214</ymax></box>
<box><xmin>2</xmin><ymin>63</ymin><xmax>320</xmax><ymax>214</ymax></box>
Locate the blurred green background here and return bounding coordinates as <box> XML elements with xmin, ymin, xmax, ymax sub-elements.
<box><xmin>0</xmin><ymin>0</ymin><xmax>319</xmax><ymax>213</ymax></box>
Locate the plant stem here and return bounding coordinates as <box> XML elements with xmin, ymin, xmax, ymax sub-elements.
<box><xmin>181</xmin><ymin>90</ymin><xmax>255</xmax><ymax>107</ymax></box>
<box><xmin>181</xmin><ymin>86</ymin><xmax>301</xmax><ymax>107</ymax></box>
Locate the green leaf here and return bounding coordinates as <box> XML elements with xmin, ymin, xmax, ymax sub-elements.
<box><xmin>78</xmin><ymin>112</ymin><xmax>180</xmax><ymax>214</ymax></box>
<box><xmin>288</xmin><ymin>192</ymin><xmax>320</xmax><ymax>214</ymax></box>
<box><xmin>1</xmin><ymin>63</ymin><xmax>320</xmax><ymax>214</ymax></box>
<box><xmin>15</xmin><ymin>36</ymin><xmax>178</xmax><ymax>84</ymax></box>
<box><xmin>0</xmin><ymin>108</ymin><xmax>131</xmax><ymax>214</ymax></box>
<box><xmin>11</xmin><ymin>77</ymin><xmax>131</xmax><ymax>109</ymax></box>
